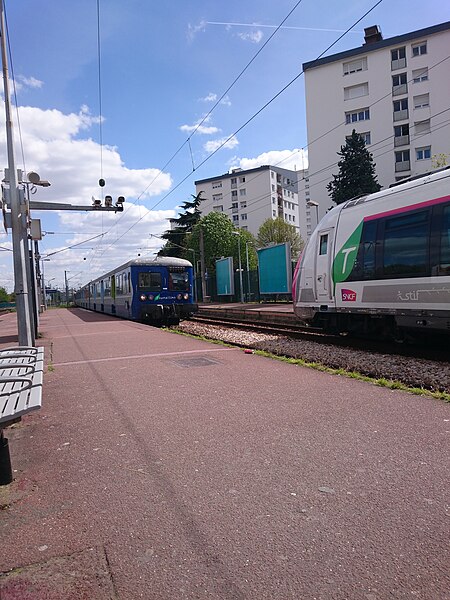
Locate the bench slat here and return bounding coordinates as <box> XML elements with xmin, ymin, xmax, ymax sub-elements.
<box><xmin>0</xmin><ymin>347</ymin><xmax>44</xmax><ymax>426</ymax></box>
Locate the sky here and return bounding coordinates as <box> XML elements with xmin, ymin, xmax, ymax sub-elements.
<box><xmin>0</xmin><ymin>0</ymin><xmax>448</xmax><ymax>292</ymax></box>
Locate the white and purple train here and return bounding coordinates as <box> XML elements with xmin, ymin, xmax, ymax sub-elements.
<box><xmin>293</xmin><ymin>168</ymin><xmax>450</xmax><ymax>339</ymax></box>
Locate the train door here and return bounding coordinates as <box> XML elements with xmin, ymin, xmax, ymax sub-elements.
<box><xmin>314</xmin><ymin>228</ymin><xmax>334</xmax><ymax>302</ymax></box>
<box><xmin>100</xmin><ymin>279</ymin><xmax>105</xmax><ymax>311</ymax></box>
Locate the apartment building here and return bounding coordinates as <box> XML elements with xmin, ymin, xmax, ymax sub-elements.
<box><xmin>303</xmin><ymin>21</ymin><xmax>450</xmax><ymax>220</ymax></box>
<box><xmin>194</xmin><ymin>165</ymin><xmax>310</xmax><ymax>242</ymax></box>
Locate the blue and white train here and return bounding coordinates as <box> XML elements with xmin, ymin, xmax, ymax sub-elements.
<box><xmin>74</xmin><ymin>257</ymin><xmax>197</xmax><ymax>325</ymax></box>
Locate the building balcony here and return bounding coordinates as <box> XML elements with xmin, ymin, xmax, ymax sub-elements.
<box><xmin>391</xmin><ymin>58</ymin><xmax>406</xmax><ymax>70</ymax></box>
<box><xmin>393</xmin><ymin>109</ymin><xmax>409</xmax><ymax>122</ymax></box>
<box><xmin>395</xmin><ymin>160</ymin><xmax>411</xmax><ymax>173</ymax></box>
<box><xmin>394</xmin><ymin>135</ymin><xmax>410</xmax><ymax>147</ymax></box>
<box><xmin>392</xmin><ymin>83</ymin><xmax>408</xmax><ymax>96</ymax></box>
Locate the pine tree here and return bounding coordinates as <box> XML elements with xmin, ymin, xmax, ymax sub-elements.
<box><xmin>327</xmin><ymin>130</ymin><xmax>381</xmax><ymax>205</ymax></box>
<box><xmin>158</xmin><ymin>192</ymin><xmax>203</xmax><ymax>258</ymax></box>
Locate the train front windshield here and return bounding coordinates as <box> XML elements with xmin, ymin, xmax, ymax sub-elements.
<box><xmin>169</xmin><ymin>271</ymin><xmax>189</xmax><ymax>291</ymax></box>
<box><xmin>138</xmin><ymin>272</ymin><xmax>162</xmax><ymax>291</ymax></box>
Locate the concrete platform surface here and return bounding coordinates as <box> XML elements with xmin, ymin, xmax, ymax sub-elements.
<box><xmin>0</xmin><ymin>308</ymin><xmax>449</xmax><ymax>599</ymax></box>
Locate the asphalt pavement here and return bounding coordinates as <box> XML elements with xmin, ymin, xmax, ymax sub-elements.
<box><xmin>0</xmin><ymin>308</ymin><xmax>449</xmax><ymax>599</ymax></box>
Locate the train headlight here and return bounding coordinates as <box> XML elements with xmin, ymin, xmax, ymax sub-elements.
<box><xmin>148</xmin><ymin>294</ymin><xmax>154</xmax><ymax>301</ymax></box>
<box><xmin>183</xmin><ymin>293</ymin><xmax>189</xmax><ymax>300</ymax></box>
<box><xmin>176</xmin><ymin>293</ymin><xmax>182</xmax><ymax>300</ymax></box>
<box><xmin>140</xmin><ymin>294</ymin><xmax>147</xmax><ymax>301</ymax></box>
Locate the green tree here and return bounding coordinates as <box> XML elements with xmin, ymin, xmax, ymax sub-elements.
<box><xmin>257</xmin><ymin>217</ymin><xmax>304</xmax><ymax>259</ymax></box>
<box><xmin>0</xmin><ymin>286</ymin><xmax>10</xmax><ymax>303</ymax></box>
<box><xmin>158</xmin><ymin>192</ymin><xmax>203</xmax><ymax>259</ymax></box>
<box><xmin>327</xmin><ymin>130</ymin><xmax>381</xmax><ymax>205</ymax></box>
<box><xmin>189</xmin><ymin>213</ymin><xmax>257</xmax><ymax>273</ymax></box>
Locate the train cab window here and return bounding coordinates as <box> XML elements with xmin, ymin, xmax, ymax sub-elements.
<box><xmin>347</xmin><ymin>220</ymin><xmax>377</xmax><ymax>281</ymax></box>
<box><xmin>439</xmin><ymin>205</ymin><xmax>450</xmax><ymax>274</ymax></box>
<box><xmin>138</xmin><ymin>272</ymin><xmax>162</xmax><ymax>291</ymax></box>
<box><xmin>169</xmin><ymin>271</ymin><xmax>189</xmax><ymax>291</ymax></box>
<box><xmin>319</xmin><ymin>234</ymin><xmax>328</xmax><ymax>255</ymax></box>
<box><xmin>382</xmin><ymin>210</ymin><xmax>429</xmax><ymax>277</ymax></box>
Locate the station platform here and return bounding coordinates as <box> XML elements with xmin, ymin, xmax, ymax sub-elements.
<box><xmin>0</xmin><ymin>308</ymin><xmax>449</xmax><ymax>599</ymax></box>
<box><xmin>197</xmin><ymin>301</ymin><xmax>298</xmax><ymax>325</ymax></box>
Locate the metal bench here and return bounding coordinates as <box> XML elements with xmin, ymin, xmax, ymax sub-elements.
<box><xmin>0</xmin><ymin>346</ymin><xmax>44</xmax><ymax>485</ymax></box>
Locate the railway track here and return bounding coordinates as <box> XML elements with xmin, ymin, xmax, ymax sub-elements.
<box><xmin>189</xmin><ymin>314</ymin><xmax>449</xmax><ymax>364</ymax></box>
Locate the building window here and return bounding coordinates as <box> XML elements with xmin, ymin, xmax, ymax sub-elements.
<box><xmin>241</xmin><ymin>226</ymin><xmax>248</xmax><ymax>231</ymax></box>
<box><xmin>272</xmin><ymin>197</ymin><xmax>276</xmax><ymax>204</ymax></box>
<box><xmin>413</xmin><ymin>93</ymin><xmax>429</xmax><ymax>109</ymax></box>
<box><xmin>241</xmin><ymin>213</ymin><xmax>247</xmax><ymax>221</ymax></box>
<box><xmin>391</xmin><ymin>47</ymin><xmax>406</xmax><ymax>70</ymax></box>
<box><xmin>412</xmin><ymin>41</ymin><xmax>427</xmax><ymax>56</ymax></box>
<box><xmin>271</xmin><ymin>184</ymin><xmax>275</xmax><ymax>191</ymax></box>
<box><xmin>343</xmin><ymin>57</ymin><xmax>367</xmax><ymax>75</ymax></box>
<box><xmin>345</xmin><ymin>108</ymin><xmax>370</xmax><ymax>124</ymax></box>
<box><xmin>231</xmin><ymin>202</ymin><xmax>238</xmax><ymax>210</ymax></box>
<box><xmin>292</xmin><ymin>215</ymin><xmax>295</xmax><ymax>223</ymax></box>
<box><xmin>416</xmin><ymin>146</ymin><xmax>431</xmax><ymax>160</ymax></box>
<box><xmin>239</xmin><ymin>188</ymin><xmax>246</xmax><ymax>196</ymax></box>
<box><xmin>271</xmin><ymin>171</ymin><xmax>274</xmax><ymax>179</ymax></box>
<box><xmin>212</xmin><ymin>193</ymin><xmax>223</xmax><ymax>202</ymax></box>
<box><xmin>239</xmin><ymin>176</ymin><xmax>246</xmax><ymax>183</ymax></box>
<box><xmin>412</xmin><ymin>67</ymin><xmax>428</xmax><ymax>83</ymax></box>
<box><xmin>232</xmin><ymin>215</ymin><xmax>239</xmax><ymax>222</ymax></box>
<box><xmin>272</xmin><ymin>210</ymin><xmax>276</xmax><ymax>217</ymax></box>
<box><xmin>414</xmin><ymin>120</ymin><xmax>430</xmax><ymax>135</ymax></box>
<box><xmin>393</xmin><ymin>98</ymin><xmax>408</xmax><ymax>121</ymax></box>
<box><xmin>344</xmin><ymin>82</ymin><xmax>369</xmax><ymax>100</ymax></box>
<box><xmin>394</xmin><ymin>123</ymin><xmax>409</xmax><ymax>147</ymax></box>
<box><xmin>392</xmin><ymin>72</ymin><xmax>407</xmax><ymax>95</ymax></box>
<box><xmin>395</xmin><ymin>149</ymin><xmax>411</xmax><ymax>172</ymax></box>
<box><xmin>213</xmin><ymin>205</ymin><xmax>223</xmax><ymax>212</ymax></box>
<box><xmin>231</xmin><ymin>177</ymin><xmax>237</xmax><ymax>185</ymax></box>
<box><xmin>212</xmin><ymin>181</ymin><xmax>222</xmax><ymax>189</ymax></box>
<box><xmin>231</xmin><ymin>190</ymin><xmax>238</xmax><ymax>198</ymax></box>
<box><xmin>240</xmin><ymin>201</ymin><xmax>247</xmax><ymax>209</ymax></box>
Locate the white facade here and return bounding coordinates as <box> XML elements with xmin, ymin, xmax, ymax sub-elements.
<box><xmin>303</xmin><ymin>22</ymin><xmax>450</xmax><ymax>220</ymax></box>
<box><xmin>195</xmin><ymin>166</ymin><xmax>310</xmax><ymax>243</ymax></box>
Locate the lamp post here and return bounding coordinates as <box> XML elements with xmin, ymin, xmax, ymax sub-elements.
<box><xmin>232</xmin><ymin>231</ymin><xmax>244</xmax><ymax>303</ymax></box>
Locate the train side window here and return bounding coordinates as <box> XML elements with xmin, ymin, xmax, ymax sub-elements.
<box><xmin>439</xmin><ymin>205</ymin><xmax>450</xmax><ymax>274</ymax></box>
<box><xmin>127</xmin><ymin>272</ymin><xmax>131</xmax><ymax>293</ymax></box>
<box><xmin>138</xmin><ymin>272</ymin><xmax>162</xmax><ymax>291</ymax></box>
<box><xmin>382</xmin><ymin>210</ymin><xmax>429</xmax><ymax>278</ymax></box>
<box><xmin>319</xmin><ymin>234</ymin><xmax>328</xmax><ymax>255</ymax></box>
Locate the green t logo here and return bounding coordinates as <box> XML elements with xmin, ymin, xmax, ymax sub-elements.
<box><xmin>332</xmin><ymin>222</ymin><xmax>363</xmax><ymax>285</ymax></box>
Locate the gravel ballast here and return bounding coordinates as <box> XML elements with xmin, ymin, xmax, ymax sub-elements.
<box><xmin>177</xmin><ymin>321</ymin><xmax>450</xmax><ymax>396</ymax></box>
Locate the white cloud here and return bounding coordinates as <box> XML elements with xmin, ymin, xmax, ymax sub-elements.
<box><xmin>230</xmin><ymin>148</ymin><xmax>308</xmax><ymax>172</ymax></box>
<box><xmin>236</xmin><ymin>30</ymin><xmax>263</xmax><ymax>44</ymax></box>
<box><xmin>0</xmin><ymin>104</ymin><xmax>175</xmax><ymax>291</ymax></box>
<box><xmin>200</xmin><ymin>93</ymin><xmax>217</xmax><ymax>102</ymax></box>
<box><xmin>204</xmin><ymin>135</ymin><xmax>239</xmax><ymax>153</ymax></box>
<box><xmin>187</xmin><ymin>20</ymin><xmax>207</xmax><ymax>42</ymax></box>
<box><xmin>18</xmin><ymin>75</ymin><xmax>44</xmax><ymax>89</ymax></box>
<box><xmin>220</xmin><ymin>95</ymin><xmax>231</xmax><ymax>107</ymax></box>
<box><xmin>180</xmin><ymin>123</ymin><xmax>220</xmax><ymax>135</ymax></box>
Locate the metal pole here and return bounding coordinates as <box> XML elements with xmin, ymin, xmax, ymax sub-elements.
<box><xmin>199</xmin><ymin>227</ymin><xmax>207</xmax><ymax>302</ymax></box>
<box><xmin>237</xmin><ymin>239</ymin><xmax>244</xmax><ymax>304</ymax></box>
<box><xmin>65</xmin><ymin>271</ymin><xmax>69</xmax><ymax>307</ymax></box>
<box><xmin>246</xmin><ymin>242</ymin><xmax>251</xmax><ymax>302</ymax></box>
<box><xmin>0</xmin><ymin>0</ymin><xmax>33</xmax><ymax>346</ymax></box>
<box><xmin>41</xmin><ymin>258</ymin><xmax>47</xmax><ymax>310</ymax></box>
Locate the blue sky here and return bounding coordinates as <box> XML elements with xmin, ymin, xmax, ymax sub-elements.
<box><xmin>0</xmin><ymin>0</ymin><xmax>448</xmax><ymax>291</ymax></box>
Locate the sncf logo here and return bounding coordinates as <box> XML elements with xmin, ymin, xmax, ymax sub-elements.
<box><xmin>341</xmin><ymin>288</ymin><xmax>357</xmax><ymax>302</ymax></box>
